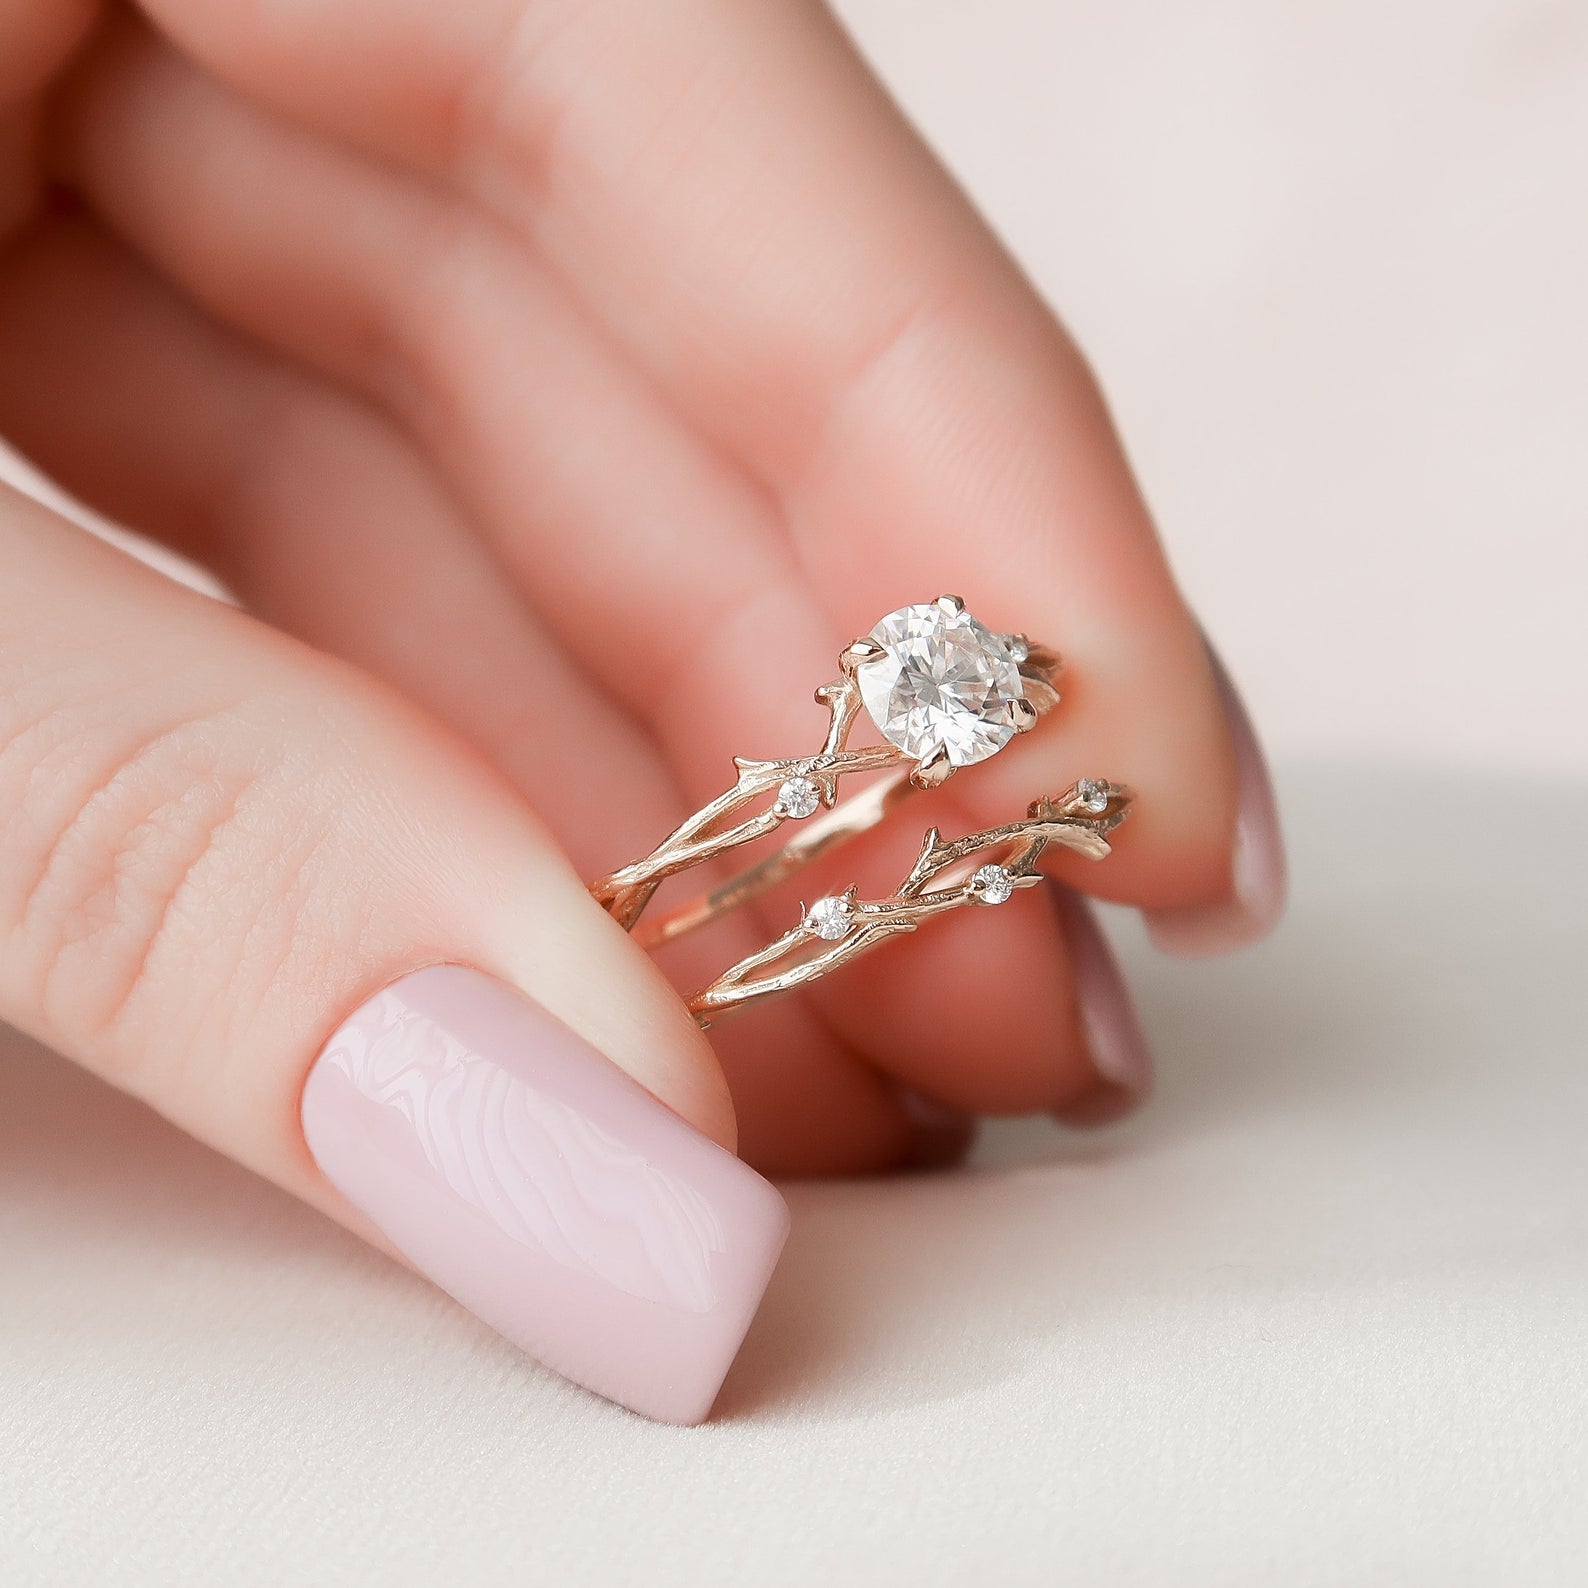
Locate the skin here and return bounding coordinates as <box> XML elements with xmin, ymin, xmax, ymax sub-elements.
<box><xmin>0</xmin><ymin>0</ymin><xmax>1277</xmax><ymax>1220</ymax></box>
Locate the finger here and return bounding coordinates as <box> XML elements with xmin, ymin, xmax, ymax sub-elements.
<box><xmin>0</xmin><ymin>205</ymin><xmax>917</xmax><ymax>1171</ymax></box>
<box><xmin>0</xmin><ymin>0</ymin><xmax>96</xmax><ymax>233</ymax></box>
<box><xmin>51</xmin><ymin>15</ymin><xmax>812</xmax><ymax>760</ymax></box>
<box><xmin>0</xmin><ymin>205</ymin><xmax>676</xmax><ymax>874</ymax></box>
<box><xmin>130</xmin><ymin>0</ymin><xmax>1285</xmax><ymax>947</ymax></box>
<box><xmin>0</xmin><ymin>479</ymin><xmax>792</xmax><ymax>1423</ymax></box>
<box><xmin>51</xmin><ymin>21</ymin><xmax>1138</xmax><ymax>1119</ymax></box>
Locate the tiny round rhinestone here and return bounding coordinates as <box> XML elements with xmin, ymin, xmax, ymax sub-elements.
<box><xmin>806</xmin><ymin>896</ymin><xmax>854</xmax><ymax>940</ymax></box>
<box><xmin>1076</xmin><ymin>778</ymin><xmax>1110</xmax><ymax>814</ymax></box>
<box><xmin>777</xmin><ymin>775</ymin><xmax>820</xmax><ymax>820</ymax></box>
<box><xmin>972</xmin><ymin>864</ymin><xmax>1016</xmax><ymax>905</ymax></box>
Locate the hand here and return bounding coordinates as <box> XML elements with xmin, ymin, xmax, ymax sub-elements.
<box><xmin>0</xmin><ymin>0</ymin><xmax>1283</xmax><ymax>1420</ymax></box>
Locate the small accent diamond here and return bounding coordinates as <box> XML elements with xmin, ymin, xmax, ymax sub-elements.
<box><xmin>806</xmin><ymin>896</ymin><xmax>853</xmax><ymax>940</ymax></box>
<box><xmin>972</xmin><ymin>864</ymin><xmax>1016</xmax><ymax>905</ymax></box>
<box><xmin>1076</xmin><ymin>778</ymin><xmax>1110</xmax><ymax>814</ymax></box>
<box><xmin>777</xmin><ymin>775</ymin><xmax>820</xmax><ymax>820</ymax></box>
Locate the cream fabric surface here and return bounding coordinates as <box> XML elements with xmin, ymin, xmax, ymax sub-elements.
<box><xmin>3</xmin><ymin>2</ymin><xmax>1585</xmax><ymax>1583</ymax></box>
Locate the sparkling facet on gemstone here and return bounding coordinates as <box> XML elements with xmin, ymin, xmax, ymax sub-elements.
<box><xmin>1076</xmin><ymin>778</ymin><xmax>1110</xmax><ymax>814</ymax></box>
<box><xmin>972</xmin><ymin>863</ymin><xmax>1016</xmax><ymax>905</ymax></box>
<box><xmin>806</xmin><ymin>896</ymin><xmax>853</xmax><ymax>940</ymax></box>
<box><xmin>856</xmin><ymin>601</ymin><xmax>1027</xmax><ymax>768</ymax></box>
<box><xmin>777</xmin><ymin>775</ymin><xmax>820</xmax><ymax>820</ymax></box>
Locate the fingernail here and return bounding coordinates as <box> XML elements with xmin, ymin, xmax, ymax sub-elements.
<box><xmin>894</xmin><ymin>1086</ymin><xmax>978</xmax><ymax>1171</ymax></box>
<box><xmin>1050</xmin><ymin>884</ymin><xmax>1153</xmax><ymax>1126</ymax></box>
<box><xmin>1146</xmin><ymin>638</ymin><xmax>1287</xmax><ymax>957</ymax></box>
<box><xmin>300</xmin><ymin>965</ymin><xmax>789</xmax><ymax>1425</ymax></box>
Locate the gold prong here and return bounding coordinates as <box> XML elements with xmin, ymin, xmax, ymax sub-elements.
<box><xmin>1008</xmin><ymin>697</ymin><xmax>1039</xmax><ymax>733</ymax></box>
<box><xmin>839</xmin><ymin>636</ymin><xmax>886</xmax><ymax>674</ymax></box>
<box><xmin>909</xmin><ymin>744</ymin><xmax>955</xmax><ymax>789</ymax></box>
<box><xmin>935</xmin><ymin>593</ymin><xmax>966</xmax><ymax>616</ymax></box>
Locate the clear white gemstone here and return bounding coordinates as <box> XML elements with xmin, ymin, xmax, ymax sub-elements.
<box><xmin>972</xmin><ymin>863</ymin><xmax>1016</xmax><ymax>905</ymax></box>
<box><xmin>806</xmin><ymin>896</ymin><xmax>853</xmax><ymax>940</ymax></box>
<box><xmin>1005</xmin><ymin>633</ymin><xmax>1030</xmax><ymax>664</ymax></box>
<box><xmin>777</xmin><ymin>775</ymin><xmax>820</xmax><ymax>820</ymax></box>
<box><xmin>1076</xmin><ymin>778</ymin><xmax>1110</xmax><ymax>814</ymax></box>
<box><xmin>856</xmin><ymin>602</ymin><xmax>1027</xmax><ymax>768</ymax></box>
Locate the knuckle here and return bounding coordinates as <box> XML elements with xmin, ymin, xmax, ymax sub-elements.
<box><xmin>0</xmin><ymin>692</ymin><xmax>340</xmax><ymax>1084</ymax></box>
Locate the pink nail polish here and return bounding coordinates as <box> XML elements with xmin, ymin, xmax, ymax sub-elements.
<box><xmin>1050</xmin><ymin>885</ymin><xmax>1152</xmax><ymax>1126</ymax></box>
<box><xmin>300</xmin><ymin>965</ymin><xmax>789</xmax><ymax>1425</ymax></box>
<box><xmin>1147</xmin><ymin>640</ymin><xmax>1287</xmax><ymax>958</ymax></box>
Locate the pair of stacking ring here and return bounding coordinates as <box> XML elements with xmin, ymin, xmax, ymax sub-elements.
<box><xmin>590</xmin><ymin>595</ymin><xmax>1132</xmax><ymax>1027</ymax></box>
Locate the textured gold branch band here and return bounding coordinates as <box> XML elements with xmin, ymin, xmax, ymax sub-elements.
<box><xmin>587</xmin><ymin>596</ymin><xmax>1134</xmax><ymax>1027</ymax></box>
<box><xmin>687</xmin><ymin>778</ymin><xmax>1133</xmax><ymax>1028</ymax></box>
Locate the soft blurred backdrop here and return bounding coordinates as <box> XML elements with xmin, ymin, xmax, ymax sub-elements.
<box><xmin>840</xmin><ymin>0</ymin><xmax>1587</xmax><ymax>777</ymax></box>
<box><xmin>3</xmin><ymin>3</ymin><xmax>1585</xmax><ymax>1584</ymax></box>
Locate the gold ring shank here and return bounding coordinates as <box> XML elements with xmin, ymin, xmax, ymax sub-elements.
<box><xmin>685</xmin><ymin>780</ymin><xmax>1133</xmax><ymax>1028</ymax></box>
<box><xmin>589</xmin><ymin>611</ymin><xmax>1063</xmax><ymax>942</ymax></box>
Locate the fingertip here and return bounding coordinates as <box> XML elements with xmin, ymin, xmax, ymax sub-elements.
<box><xmin>1144</xmin><ymin>637</ymin><xmax>1287</xmax><ymax>958</ymax></box>
<box><xmin>894</xmin><ymin>1085</ymin><xmax>978</xmax><ymax>1171</ymax></box>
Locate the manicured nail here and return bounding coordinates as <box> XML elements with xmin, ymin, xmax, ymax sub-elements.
<box><xmin>895</xmin><ymin>1086</ymin><xmax>978</xmax><ymax>1171</ymax></box>
<box><xmin>300</xmin><ymin>965</ymin><xmax>789</xmax><ymax>1425</ymax></box>
<box><xmin>1146</xmin><ymin>638</ymin><xmax>1287</xmax><ymax>957</ymax></box>
<box><xmin>1050</xmin><ymin>884</ymin><xmax>1152</xmax><ymax>1126</ymax></box>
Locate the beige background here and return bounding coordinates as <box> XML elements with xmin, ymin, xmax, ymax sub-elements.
<box><xmin>3</xmin><ymin>2</ymin><xmax>1586</xmax><ymax>1583</ymax></box>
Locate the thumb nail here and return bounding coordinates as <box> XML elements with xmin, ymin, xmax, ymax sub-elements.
<box><xmin>301</xmin><ymin>964</ymin><xmax>789</xmax><ymax>1424</ymax></box>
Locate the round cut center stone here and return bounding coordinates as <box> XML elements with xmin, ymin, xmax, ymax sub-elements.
<box><xmin>857</xmin><ymin>602</ymin><xmax>1026</xmax><ymax>767</ymax></box>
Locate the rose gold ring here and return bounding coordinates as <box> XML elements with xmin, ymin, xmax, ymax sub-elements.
<box><xmin>686</xmin><ymin>777</ymin><xmax>1132</xmax><ymax>1027</ymax></box>
<box><xmin>587</xmin><ymin>595</ymin><xmax>1133</xmax><ymax>1025</ymax></box>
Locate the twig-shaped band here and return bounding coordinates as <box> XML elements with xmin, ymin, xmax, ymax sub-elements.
<box><xmin>687</xmin><ymin>778</ymin><xmax>1131</xmax><ymax>1028</ymax></box>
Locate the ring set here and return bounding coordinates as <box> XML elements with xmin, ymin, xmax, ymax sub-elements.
<box><xmin>590</xmin><ymin>595</ymin><xmax>1133</xmax><ymax>1027</ymax></box>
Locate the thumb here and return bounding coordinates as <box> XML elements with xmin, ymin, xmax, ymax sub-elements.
<box><xmin>0</xmin><ymin>483</ymin><xmax>787</xmax><ymax>1425</ymax></box>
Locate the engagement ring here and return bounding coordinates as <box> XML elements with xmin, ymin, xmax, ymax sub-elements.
<box><xmin>589</xmin><ymin>595</ymin><xmax>1132</xmax><ymax>1023</ymax></box>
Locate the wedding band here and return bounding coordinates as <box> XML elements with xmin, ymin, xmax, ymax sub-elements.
<box><xmin>686</xmin><ymin>778</ymin><xmax>1133</xmax><ymax>1028</ymax></box>
<box><xmin>591</xmin><ymin>595</ymin><xmax>1065</xmax><ymax>942</ymax></box>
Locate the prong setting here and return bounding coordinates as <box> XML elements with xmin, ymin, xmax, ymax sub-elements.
<box><xmin>858</xmin><ymin>600</ymin><xmax>1037</xmax><ymax>768</ymax></box>
<box><xmin>909</xmin><ymin>743</ymin><xmax>956</xmax><ymax>789</ymax></box>
<box><xmin>839</xmin><ymin>635</ymin><xmax>887</xmax><ymax>674</ymax></box>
